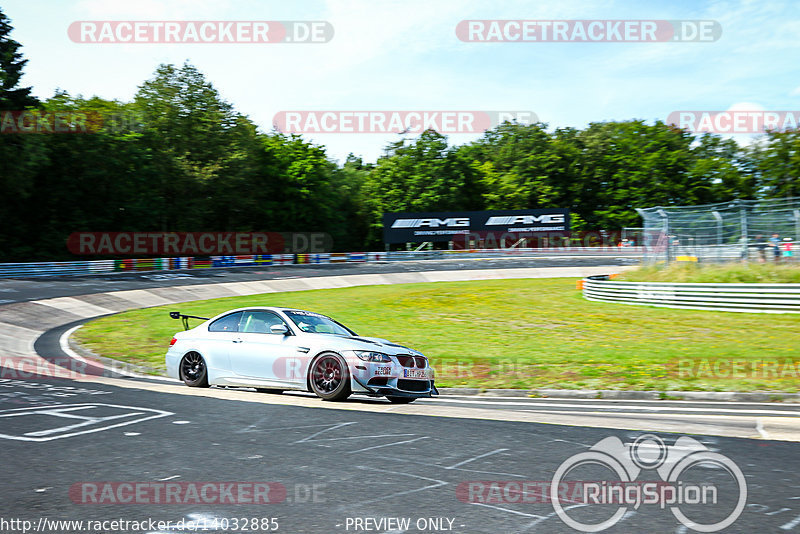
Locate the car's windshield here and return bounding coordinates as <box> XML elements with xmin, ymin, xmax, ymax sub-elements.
<box><xmin>284</xmin><ymin>310</ymin><xmax>355</xmax><ymax>336</ymax></box>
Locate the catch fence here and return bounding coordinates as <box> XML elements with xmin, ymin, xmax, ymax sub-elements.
<box><xmin>637</xmin><ymin>197</ymin><xmax>800</xmax><ymax>264</ymax></box>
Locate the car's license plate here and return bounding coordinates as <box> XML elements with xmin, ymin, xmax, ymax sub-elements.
<box><xmin>375</xmin><ymin>366</ymin><xmax>391</xmax><ymax>376</ymax></box>
<box><xmin>403</xmin><ymin>368</ymin><xmax>432</xmax><ymax>379</ymax></box>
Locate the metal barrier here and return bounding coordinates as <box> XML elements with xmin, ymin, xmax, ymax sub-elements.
<box><xmin>0</xmin><ymin>247</ymin><xmax>643</xmax><ymax>279</ymax></box>
<box><xmin>582</xmin><ymin>274</ymin><xmax>800</xmax><ymax>313</ymax></box>
<box><xmin>0</xmin><ymin>260</ymin><xmax>116</xmax><ymax>278</ymax></box>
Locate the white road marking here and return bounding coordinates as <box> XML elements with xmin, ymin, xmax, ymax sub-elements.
<box><xmin>309</xmin><ymin>434</ymin><xmax>415</xmax><ymax>442</ymax></box>
<box><xmin>522</xmin><ymin>504</ymin><xmax>591</xmax><ymax>531</ymax></box>
<box><xmin>435</xmin><ymin>395</ymin><xmax>800</xmax><ymax>406</ymax></box>
<box><xmin>472</xmin><ymin>502</ymin><xmax>542</xmax><ymax>518</ymax></box>
<box><xmin>350</xmin><ymin>436</ymin><xmax>429</xmax><ymax>454</ymax></box>
<box><xmin>25</xmin><ymin>411</ymin><xmax>146</xmax><ymax>437</ymax></box>
<box><xmin>355</xmin><ymin>466</ymin><xmax>447</xmax><ymax>505</ymax></box>
<box><xmin>60</xmin><ymin>325</ymin><xmax>88</xmax><ymax>364</ymax></box>
<box><xmin>781</xmin><ymin>514</ymin><xmax>800</xmax><ymax>530</ymax></box>
<box><xmin>158</xmin><ymin>475</ymin><xmax>181</xmax><ymax>481</ymax></box>
<box><xmin>445</xmin><ymin>448</ymin><xmax>508</xmax><ymax>469</ymax></box>
<box><xmin>422</xmin><ymin>397</ymin><xmax>800</xmax><ymax>415</ymax></box>
<box><xmin>294</xmin><ymin>421</ymin><xmax>357</xmax><ymax>443</ymax></box>
<box><xmin>59</xmin><ymin>326</ymin><xmax>180</xmax><ymax>383</ymax></box>
<box><xmin>0</xmin><ymin>403</ymin><xmax>173</xmax><ymax>442</ymax></box>
<box><xmin>757</xmin><ymin>418</ymin><xmax>770</xmax><ymax>439</ymax></box>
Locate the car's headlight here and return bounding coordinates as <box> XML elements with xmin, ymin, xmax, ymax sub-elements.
<box><xmin>354</xmin><ymin>351</ymin><xmax>391</xmax><ymax>362</ymax></box>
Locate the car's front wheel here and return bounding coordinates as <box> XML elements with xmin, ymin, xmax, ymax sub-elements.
<box><xmin>309</xmin><ymin>352</ymin><xmax>351</xmax><ymax>401</ymax></box>
<box><xmin>180</xmin><ymin>352</ymin><xmax>209</xmax><ymax>388</ymax></box>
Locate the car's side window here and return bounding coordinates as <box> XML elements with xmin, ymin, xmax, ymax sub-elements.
<box><xmin>208</xmin><ymin>311</ymin><xmax>243</xmax><ymax>333</ymax></box>
<box><xmin>239</xmin><ymin>310</ymin><xmax>288</xmax><ymax>334</ymax></box>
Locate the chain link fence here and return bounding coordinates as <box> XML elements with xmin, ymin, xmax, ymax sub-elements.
<box><xmin>637</xmin><ymin>197</ymin><xmax>800</xmax><ymax>264</ymax></box>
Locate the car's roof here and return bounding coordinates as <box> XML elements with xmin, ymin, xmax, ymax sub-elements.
<box><xmin>215</xmin><ymin>306</ymin><xmax>318</xmax><ymax>315</ymax></box>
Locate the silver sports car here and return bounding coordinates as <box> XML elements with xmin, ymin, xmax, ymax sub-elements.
<box><xmin>165</xmin><ymin>307</ymin><xmax>438</xmax><ymax>403</ymax></box>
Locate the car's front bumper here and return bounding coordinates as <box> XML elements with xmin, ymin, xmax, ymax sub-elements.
<box><xmin>348</xmin><ymin>357</ymin><xmax>438</xmax><ymax>397</ymax></box>
<box><xmin>351</xmin><ymin>376</ymin><xmax>439</xmax><ymax>398</ymax></box>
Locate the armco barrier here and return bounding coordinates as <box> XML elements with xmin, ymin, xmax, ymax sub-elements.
<box><xmin>582</xmin><ymin>275</ymin><xmax>800</xmax><ymax>313</ymax></box>
<box><xmin>0</xmin><ymin>260</ymin><xmax>116</xmax><ymax>277</ymax></box>
<box><xmin>0</xmin><ymin>246</ymin><xmax>643</xmax><ymax>279</ymax></box>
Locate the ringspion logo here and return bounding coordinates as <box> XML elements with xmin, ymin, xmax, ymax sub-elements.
<box><xmin>456</xmin><ymin>20</ymin><xmax>721</xmax><ymax>42</ymax></box>
<box><xmin>551</xmin><ymin>434</ymin><xmax>746</xmax><ymax>532</ymax></box>
<box><xmin>272</xmin><ymin>111</ymin><xmax>538</xmax><ymax>134</ymax></box>
<box><xmin>68</xmin><ymin>21</ymin><xmax>333</xmax><ymax>43</ymax></box>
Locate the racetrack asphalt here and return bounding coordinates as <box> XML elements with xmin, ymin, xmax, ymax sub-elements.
<box><xmin>2</xmin><ymin>370</ymin><xmax>799</xmax><ymax>533</ymax></box>
<box><xmin>2</xmin><ymin>256</ymin><xmax>800</xmax><ymax>533</ymax></box>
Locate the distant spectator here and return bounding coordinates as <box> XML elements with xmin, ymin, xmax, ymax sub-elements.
<box><xmin>754</xmin><ymin>235</ymin><xmax>767</xmax><ymax>263</ymax></box>
<box><xmin>769</xmin><ymin>233</ymin><xmax>781</xmax><ymax>261</ymax></box>
<box><xmin>782</xmin><ymin>238</ymin><xmax>793</xmax><ymax>260</ymax></box>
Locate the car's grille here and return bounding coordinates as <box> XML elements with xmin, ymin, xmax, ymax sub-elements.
<box><xmin>397</xmin><ymin>379</ymin><xmax>431</xmax><ymax>392</ymax></box>
<box><xmin>395</xmin><ymin>355</ymin><xmax>427</xmax><ymax>368</ymax></box>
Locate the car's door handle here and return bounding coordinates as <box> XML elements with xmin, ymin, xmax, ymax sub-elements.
<box><xmin>232</xmin><ymin>338</ymin><xmax>244</xmax><ymax>343</ymax></box>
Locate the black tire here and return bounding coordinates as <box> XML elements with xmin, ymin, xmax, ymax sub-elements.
<box><xmin>309</xmin><ymin>352</ymin><xmax>351</xmax><ymax>401</ymax></box>
<box><xmin>387</xmin><ymin>396</ymin><xmax>416</xmax><ymax>404</ymax></box>
<box><xmin>256</xmin><ymin>388</ymin><xmax>284</xmax><ymax>394</ymax></box>
<box><xmin>179</xmin><ymin>352</ymin><xmax>209</xmax><ymax>388</ymax></box>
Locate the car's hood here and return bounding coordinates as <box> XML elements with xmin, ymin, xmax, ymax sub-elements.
<box><xmin>301</xmin><ymin>333</ymin><xmax>421</xmax><ymax>355</ymax></box>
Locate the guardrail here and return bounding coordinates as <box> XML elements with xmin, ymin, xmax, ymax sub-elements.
<box><xmin>582</xmin><ymin>275</ymin><xmax>800</xmax><ymax>313</ymax></box>
<box><xmin>0</xmin><ymin>247</ymin><xmax>644</xmax><ymax>279</ymax></box>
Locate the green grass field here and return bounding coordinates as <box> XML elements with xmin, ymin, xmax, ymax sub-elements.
<box><xmin>74</xmin><ymin>278</ymin><xmax>800</xmax><ymax>392</ymax></box>
<box><xmin>617</xmin><ymin>262</ymin><xmax>800</xmax><ymax>283</ymax></box>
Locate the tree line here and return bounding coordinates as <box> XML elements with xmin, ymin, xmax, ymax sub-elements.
<box><xmin>0</xmin><ymin>9</ymin><xmax>798</xmax><ymax>261</ymax></box>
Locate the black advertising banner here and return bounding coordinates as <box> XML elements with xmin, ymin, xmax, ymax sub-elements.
<box><xmin>382</xmin><ymin>209</ymin><xmax>570</xmax><ymax>244</ymax></box>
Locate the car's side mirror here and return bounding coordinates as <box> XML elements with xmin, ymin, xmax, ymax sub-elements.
<box><xmin>270</xmin><ymin>324</ymin><xmax>290</xmax><ymax>335</ymax></box>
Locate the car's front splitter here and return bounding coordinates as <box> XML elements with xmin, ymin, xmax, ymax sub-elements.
<box><xmin>352</xmin><ymin>375</ymin><xmax>439</xmax><ymax>398</ymax></box>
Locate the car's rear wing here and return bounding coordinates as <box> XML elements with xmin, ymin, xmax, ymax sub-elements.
<box><xmin>170</xmin><ymin>311</ymin><xmax>210</xmax><ymax>331</ymax></box>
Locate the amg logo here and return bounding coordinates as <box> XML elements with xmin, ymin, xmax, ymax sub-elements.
<box><xmin>391</xmin><ymin>218</ymin><xmax>470</xmax><ymax>228</ymax></box>
<box><xmin>485</xmin><ymin>214</ymin><xmax>565</xmax><ymax>225</ymax></box>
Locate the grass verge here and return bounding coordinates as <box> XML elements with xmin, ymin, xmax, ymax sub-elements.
<box><xmin>74</xmin><ymin>278</ymin><xmax>800</xmax><ymax>391</ymax></box>
<box><xmin>617</xmin><ymin>262</ymin><xmax>800</xmax><ymax>283</ymax></box>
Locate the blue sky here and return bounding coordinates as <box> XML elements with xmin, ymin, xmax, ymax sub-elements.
<box><xmin>4</xmin><ymin>0</ymin><xmax>799</xmax><ymax>163</ymax></box>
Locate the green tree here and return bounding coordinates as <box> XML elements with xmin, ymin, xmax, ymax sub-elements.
<box><xmin>0</xmin><ymin>8</ymin><xmax>38</xmax><ymax>110</ymax></box>
<box><xmin>749</xmin><ymin>129</ymin><xmax>800</xmax><ymax>198</ymax></box>
<box><xmin>0</xmin><ymin>8</ymin><xmax>42</xmax><ymax>259</ymax></box>
<box><xmin>362</xmin><ymin>130</ymin><xmax>479</xmax><ymax>245</ymax></box>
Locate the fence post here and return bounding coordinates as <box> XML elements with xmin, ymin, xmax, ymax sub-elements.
<box><xmin>712</xmin><ymin>210</ymin><xmax>723</xmax><ymax>262</ymax></box>
<box><xmin>657</xmin><ymin>209</ymin><xmax>670</xmax><ymax>265</ymax></box>
<box><xmin>740</xmin><ymin>203</ymin><xmax>749</xmax><ymax>261</ymax></box>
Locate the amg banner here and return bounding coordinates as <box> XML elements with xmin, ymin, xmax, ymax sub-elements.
<box><xmin>383</xmin><ymin>209</ymin><xmax>570</xmax><ymax>244</ymax></box>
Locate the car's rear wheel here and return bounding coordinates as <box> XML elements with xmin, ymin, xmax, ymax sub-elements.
<box><xmin>387</xmin><ymin>396</ymin><xmax>416</xmax><ymax>404</ymax></box>
<box><xmin>256</xmin><ymin>388</ymin><xmax>283</xmax><ymax>394</ymax></box>
<box><xmin>180</xmin><ymin>352</ymin><xmax>209</xmax><ymax>388</ymax></box>
<box><xmin>309</xmin><ymin>352</ymin><xmax>351</xmax><ymax>401</ymax></box>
